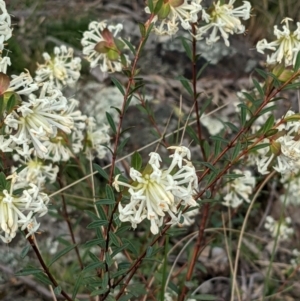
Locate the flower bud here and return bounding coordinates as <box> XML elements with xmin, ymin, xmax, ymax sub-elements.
<box><xmin>270</xmin><ymin>140</ymin><xmax>281</xmax><ymax>156</ymax></box>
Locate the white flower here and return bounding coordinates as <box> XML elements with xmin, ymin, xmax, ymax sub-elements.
<box><xmin>264</xmin><ymin>215</ymin><xmax>294</xmax><ymax>240</ymax></box>
<box><xmin>290</xmin><ymin>249</ymin><xmax>300</xmax><ymax>268</ymax></box>
<box><xmin>8</xmin><ymin>70</ymin><xmax>39</xmax><ymax>95</ymax></box>
<box><xmin>253</xmin><ymin>111</ymin><xmax>300</xmax><ymax>175</ymax></box>
<box><xmin>256</xmin><ymin>18</ymin><xmax>300</xmax><ymax>67</ymax></box>
<box><xmin>42</xmin><ymin>136</ymin><xmax>74</xmax><ymax>162</ymax></box>
<box><xmin>0</xmin><ymin>0</ymin><xmax>12</xmax><ymax>50</ymax></box>
<box><xmin>222</xmin><ymin>169</ymin><xmax>255</xmax><ymax>208</ymax></box>
<box><xmin>200</xmin><ymin>114</ymin><xmax>225</xmax><ymax>135</ymax></box>
<box><xmin>35</xmin><ymin>46</ymin><xmax>81</xmax><ymax>89</ymax></box>
<box><xmin>0</xmin><ymin>173</ymin><xmax>49</xmax><ymax>243</ymax></box>
<box><xmin>0</xmin><ymin>55</ymin><xmax>11</xmax><ymax>73</ymax></box>
<box><xmin>5</xmin><ymin>82</ymin><xmax>74</xmax><ymax>158</ymax></box>
<box><xmin>113</xmin><ymin>146</ymin><xmax>198</xmax><ymax>234</ymax></box>
<box><xmin>12</xmin><ymin>154</ymin><xmax>59</xmax><ymax>189</ymax></box>
<box><xmin>196</xmin><ymin>0</ymin><xmax>251</xmax><ymax>46</ymax></box>
<box><xmin>145</xmin><ymin>0</ymin><xmax>203</xmax><ymax>36</ymax></box>
<box><xmin>81</xmin><ymin>20</ymin><xmax>131</xmax><ymax>73</ymax></box>
<box><xmin>84</xmin><ymin>117</ymin><xmax>110</xmax><ymax>160</ymax></box>
<box><xmin>279</xmin><ymin>169</ymin><xmax>300</xmax><ymax>205</ymax></box>
<box><xmin>0</xmin><ymin>135</ymin><xmax>13</xmax><ymax>152</ymax></box>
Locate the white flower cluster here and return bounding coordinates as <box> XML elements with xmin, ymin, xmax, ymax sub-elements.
<box><xmin>290</xmin><ymin>249</ymin><xmax>300</xmax><ymax>268</ymax></box>
<box><xmin>222</xmin><ymin>169</ymin><xmax>255</xmax><ymax>208</ymax></box>
<box><xmin>12</xmin><ymin>154</ymin><xmax>59</xmax><ymax>189</ymax></box>
<box><xmin>264</xmin><ymin>216</ymin><xmax>294</xmax><ymax>240</ymax></box>
<box><xmin>279</xmin><ymin>171</ymin><xmax>300</xmax><ymax>205</ymax></box>
<box><xmin>257</xmin><ymin>18</ymin><xmax>300</xmax><ymax>67</ymax></box>
<box><xmin>255</xmin><ymin>110</ymin><xmax>300</xmax><ymax>175</ymax></box>
<box><xmin>81</xmin><ymin>20</ymin><xmax>131</xmax><ymax>73</ymax></box>
<box><xmin>0</xmin><ymin>173</ymin><xmax>49</xmax><ymax>243</ymax></box>
<box><xmin>0</xmin><ymin>0</ymin><xmax>12</xmax><ymax>51</ymax></box>
<box><xmin>35</xmin><ymin>45</ymin><xmax>81</xmax><ymax>89</ymax></box>
<box><xmin>145</xmin><ymin>0</ymin><xmax>203</xmax><ymax>36</ymax></box>
<box><xmin>113</xmin><ymin>146</ymin><xmax>198</xmax><ymax>234</ymax></box>
<box><xmin>196</xmin><ymin>0</ymin><xmax>251</xmax><ymax>46</ymax></box>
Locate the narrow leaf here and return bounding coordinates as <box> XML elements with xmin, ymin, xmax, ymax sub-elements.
<box><xmin>48</xmin><ymin>244</ymin><xmax>78</xmax><ymax>267</ymax></box>
<box><xmin>93</xmin><ymin>163</ymin><xmax>109</xmax><ymax>180</ymax></box>
<box><xmin>111</xmin><ymin>77</ymin><xmax>125</xmax><ymax>95</ymax></box>
<box><xmin>106</xmin><ymin>112</ymin><xmax>117</xmax><ymax>134</ymax></box>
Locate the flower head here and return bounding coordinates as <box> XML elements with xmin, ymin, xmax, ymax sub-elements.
<box><xmin>5</xmin><ymin>82</ymin><xmax>74</xmax><ymax>158</ymax></box>
<box><xmin>113</xmin><ymin>146</ymin><xmax>198</xmax><ymax>234</ymax></box>
<box><xmin>0</xmin><ymin>0</ymin><xmax>12</xmax><ymax>51</ymax></box>
<box><xmin>222</xmin><ymin>169</ymin><xmax>255</xmax><ymax>208</ymax></box>
<box><xmin>264</xmin><ymin>215</ymin><xmax>294</xmax><ymax>240</ymax></box>
<box><xmin>81</xmin><ymin>20</ymin><xmax>131</xmax><ymax>73</ymax></box>
<box><xmin>35</xmin><ymin>46</ymin><xmax>81</xmax><ymax>89</ymax></box>
<box><xmin>256</xmin><ymin>18</ymin><xmax>300</xmax><ymax>67</ymax></box>
<box><xmin>0</xmin><ymin>173</ymin><xmax>49</xmax><ymax>243</ymax></box>
<box><xmin>196</xmin><ymin>0</ymin><xmax>251</xmax><ymax>46</ymax></box>
<box><xmin>145</xmin><ymin>0</ymin><xmax>203</xmax><ymax>36</ymax></box>
<box><xmin>84</xmin><ymin>117</ymin><xmax>110</xmax><ymax>160</ymax></box>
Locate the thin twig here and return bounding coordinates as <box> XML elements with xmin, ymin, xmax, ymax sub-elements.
<box><xmin>231</xmin><ymin>171</ymin><xmax>276</xmax><ymax>301</ymax></box>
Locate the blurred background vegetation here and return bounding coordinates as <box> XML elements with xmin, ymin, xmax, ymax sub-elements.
<box><xmin>5</xmin><ymin>0</ymin><xmax>300</xmax><ymax>74</ymax></box>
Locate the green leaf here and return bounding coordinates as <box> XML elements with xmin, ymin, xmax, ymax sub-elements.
<box><xmin>122</xmin><ymin>38</ymin><xmax>136</xmax><ymax>55</ymax></box>
<box><xmin>180</xmin><ymin>37</ymin><xmax>192</xmax><ymax>61</ymax></box>
<box><xmin>242</xmin><ymin>91</ymin><xmax>257</xmax><ymax>104</ymax></box>
<box><xmin>106</xmin><ymin>184</ymin><xmax>115</xmax><ymax>201</ymax></box>
<box><xmin>105</xmin><ymin>252</ymin><xmax>113</xmax><ymax>267</ymax></box>
<box><xmin>117</xmin><ymin>137</ymin><xmax>130</xmax><ymax>154</ymax></box>
<box><xmin>214</xmin><ymin>139</ymin><xmax>221</xmax><ymax>156</ymax></box>
<box><xmin>6</xmin><ymin>93</ymin><xmax>18</xmax><ymax>113</ymax></box>
<box><xmin>252</xmin><ymin>78</ymin><xmax>264</xmax><ymax>97</ymax></box>
<box><xmin>54</xmin><ymin>286</ymin><xmax>62</xmax><ymax>295</ymax></box>
<box><xmin>119</xmin><ymin>295</ymin><xmax>134</xmax><ymax>301</ymax></box>
<box><xmin>146</xmin><ymin>246</ymin><xmax>153</xmax><ymax>257</ymax></box>
<box><xmin>202</xmin><ymin>140</ymin><xmax>210</xmax><ymax>159</ymax></box>
<box><xmin>111</xmin><ymin>77</ymin><xmax>125</xmax><ymax>95</ymax></box>
<box><xmin>210</xmin><ymin>136</ymin><xmax>229</xmax><ymax>144</ymax></box>
<box><xmin>192</xmin><ymin>294</ymin><xmax>217</xmax><ymax>300</ymax></box>
<box><xmin>93</xmin><ymin>163</ymin><xmax>109</xmax><ymax>180</ymax></box>
<box><xmin>122</xmin><ymin>238</ymin><xmax>138</xmax><ymax>256</ymax></box>
<box><xmin>106</xmin><ymin>112</ymin><xmax>117</xmax><ymax>134</ymax></box>
<box><xmin>176</xmin><ymin>75</ymin><xmax>193</xmax><ymax>96</ymax></box>
<box><xmin>83</xmin><ymin>261</ymin><xmax>105</xmax><ymax>273</ymax></box>
<box><xmin>293</xmin><ymin>51</ymin><xmax>300</xmax><ymax>71</ymax></box>
<box><xmin>34</xmin><ymin>272</ymin><xmax>52</xmax><ymax>286</ymax></box>
<box><xmin>224</xmin><ymin>121</ymin><xmax>238</xmax><ymax>133</ymax></box>
<box><xmin>249</xmin><ymin>143</ymin><xmax>270</xmax><ymax>153</ymax></box>
<box><xmin>15</xmin><ymin>268</ymin><xmax>43</xmax><ymax>276</ymax></box>
<box><xmin>48</xmin><ymin>244</ymin><xmax>78</xmax><ymax>267</ymax></box>
<box><xmin>231</xmin><ymin>142</ymin><xmax>241</xmax><ymax>160</ymax></box>
<box><xmin>147</xmin><ymin>0</ymin><xmax>154</xmax><ymax>13</ymax></box>
<box><xmin>261</xmin><ymin>115</ymin><xmax>274</xmax><ymax>134</ymax></box>
<box><xmin>154</xmin><ymin>0</ymin><xmax>164</xmax><ymax>14</ymax></box>
<box><xmin>197</xmin><ymin>61</ymin><xmax>210</xmax><ymax>79</ymax></box>
<box><xmin>86</xmin><ymin>219</ymin><xmax>108</xmax><ymax>229</ymax></box>
<box><xmin>282</xmin><ymin>82</ymin><xmax>300</xmax><ymax>90</ymax></box>
<box><xmin>111</xmin><ymin>244</ymin><xmax>128</xmax><ymax>258</ymax></box>
<box><xmin>238</xmin><ymin>103</ymin><xmax>249</xmax><ymax>126</ymax></box>
<box><xmin>131</xmin><ymin>151</ymin><xmax>143</xmax><ymax>170</ymax></box>
<box><xmin>20</xmin><ymin>245</ymin><xmax>30</xmax><ymax>259</ymax></box>
<box><xmin>91</xmin><ymin>288</ymin><xmax>109</xmax><ymax>296</ymax></box>
<box><xmin>109</xmin><ymin>231</ymin><xmax>120</xmax><ymax>247</ymax></box>
<box><xmin>95</xmin><ymin>199</ymin><xmax>115</xmax><ymax>205</ymax></box>
<box><xmin>0</xmin><ymin>172</ymin><xmax>7</xmax><ymax>190</ymax></box>
<box><xmin>255</xmin><ymin>68</ymin><xmax>268</xmax><ymax>79</ymax></box>
<box><xmin>72</xmin><ymin>273</ymin><xmax>83</xmax><ymax>299</ymax></box>
<box><xmin>84</xmin><ymin>238</ymin><xmax>105</xmax><ymax>248</ymax></box>
<box><xmin>185</xmin><ymin>126</ymin><xmax>200</xmax><ymax>144</ymax></box>
<box><xmin>200</xmin><ymin>161</ymin><xmax>217</xmax><ymax>173</ymax></box>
